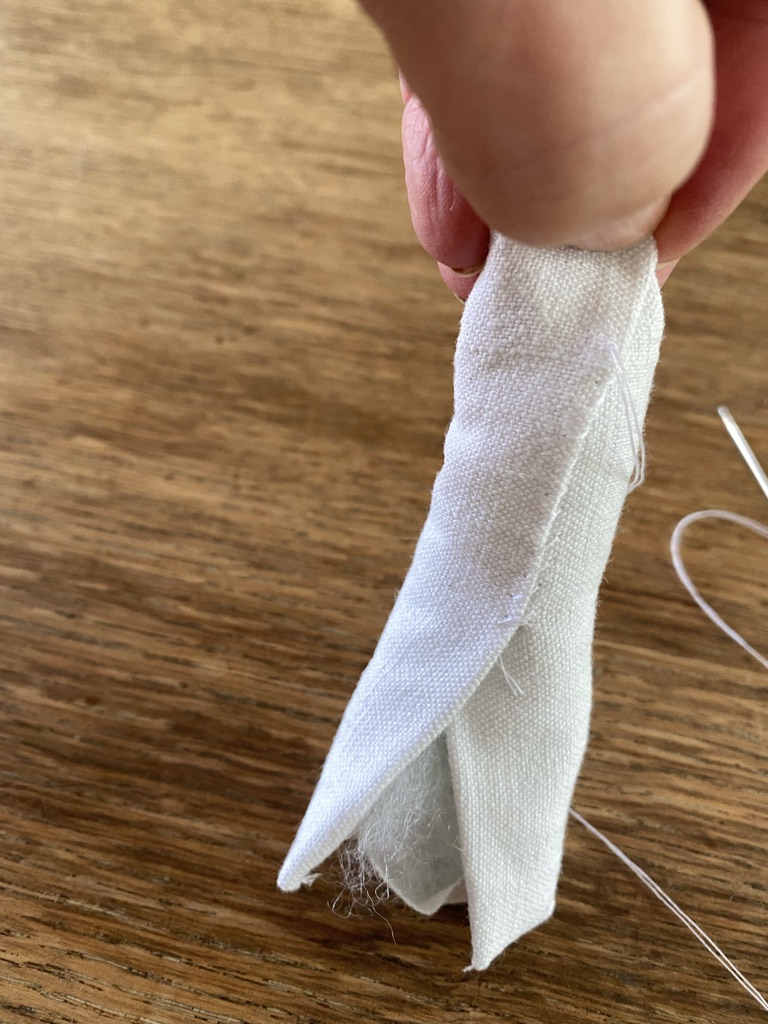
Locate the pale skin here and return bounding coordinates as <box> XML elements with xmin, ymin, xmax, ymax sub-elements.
<box><xmin>359</xmin><ymin>0</ymin><xmax>768</xmax><ymax>298</ymax></box>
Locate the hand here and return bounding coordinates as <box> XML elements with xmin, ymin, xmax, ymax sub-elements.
<box><xmin>361</xmin><ymin>0</ymin><xmax>768</xmax><ymax>297</ymax></box>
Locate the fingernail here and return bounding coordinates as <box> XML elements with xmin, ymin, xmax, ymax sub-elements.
<box><xmin>656</xmin><ymin>259</ymin><xmax>679</xmax><ymax>287</ymax></box>
<box><xmin>573</xmin><ymin>198</ymin><xmax>669</xmax><ymax>252</ymax></box>
<box><xmin>439</xmin><ymin>263</ymin><xmax>477</xmax><ymax>302</ymax></box>
<box><xmin>450</xmin><ymin>263</ymin><xmax>484</xmax><ymax>277</ymax></box>
<box><xmin>398</xmin><ymin>71</ymin><xmax>412</xmax><ymax>104</ymax></box>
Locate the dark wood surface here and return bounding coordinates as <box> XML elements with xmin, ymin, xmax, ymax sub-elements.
<box><xmin>0</xmin><ymin>2</ymin><xmax>766</xmax><ymax>1021</ymax></box>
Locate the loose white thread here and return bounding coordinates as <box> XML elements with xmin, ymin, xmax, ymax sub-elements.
<box><xmin>498</xmin><ymin>651</ymin><xmax>524</xmax><ymax>697</ymax></box>
<box><xmin>607</xmin><ymin>342</ymin><xmax>646</xmax><ymax>493</ymax></box>
<box><xmin>330</xmin><ymin>844</ymin><xmax>398</xmax><ymax>942</ymax></box>
<box><xmin>569</xmin><ymin>810</ymin><xmax>768</xmax><ymax>1012</ymax></box>
<box><xmin>670</xmin><ymin>509</ymin><xmax>768</xmax><ymax>670</ymax></box>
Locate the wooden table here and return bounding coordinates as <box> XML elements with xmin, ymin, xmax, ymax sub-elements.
<box><xmin>1</xmin><ymin>2</ymin><xmax>766</xmax><ymax>1021</ymax></box>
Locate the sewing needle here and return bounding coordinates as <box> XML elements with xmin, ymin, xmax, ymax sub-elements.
<box><xmin>717</xmin><ymin>405</ymin><xmax>768</xmax><ymax>502</ymax></box>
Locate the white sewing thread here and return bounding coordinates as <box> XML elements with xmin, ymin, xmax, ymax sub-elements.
<box><xmin>498</xmin><ymin>652</ymin><xmax>524</xmax><ymax>697</ymax></box>
<box><xmin>607</xmin><ymin>342</ymin><xmax>646</xmax><ymax>493</ymax></box>
<box><xmin>569</xmin><ymin>810</ymin><xmax>768</xmax><ymax>1012</ymax></box>
<box><xmin>670</xmin><ymin>509</ymin><xmax>768</xmax><ymax>671</ymax></box>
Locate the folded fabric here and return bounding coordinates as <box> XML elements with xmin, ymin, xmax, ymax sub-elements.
<box><xmin>278</xmin><ymin>235</ymin><xmax>664</xmax><ymax>970</ymax></box>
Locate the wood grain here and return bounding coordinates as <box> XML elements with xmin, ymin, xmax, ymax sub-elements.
<box><xmin>0</xmin><ymin>2</ymin><xmax>766</xmax><ymax>1021</ymax></box>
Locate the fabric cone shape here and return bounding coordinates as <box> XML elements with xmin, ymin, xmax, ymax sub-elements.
<box><xmin>278</xmin><ymin>236</ymin><xmax>664</xmax><ymax>970</ymax></box>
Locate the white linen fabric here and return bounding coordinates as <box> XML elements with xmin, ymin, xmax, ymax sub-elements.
<box><xmin>278</xmin><ymin>235</ymin><xmax>664</xmax><ymax>970</ymax></box>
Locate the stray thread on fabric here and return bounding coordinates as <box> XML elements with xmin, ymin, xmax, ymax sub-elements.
<box><xmin>607</xmin><ymin>342</ymin><xmax>646</xmax><ymax>492</ymax></box>
<box><xmin>331</xmin><ymin>840</ymin><xmax>390</xmax><ymax>914</ymax></box>
<box><xmin>498</xmin><ymin>651</ymin><xmax>525</xmax><ymax>697</ymax></box>
<box><xmin>330</xmin><ymin>842</ymin><xmax>398</xmax><ymax>942</ymax></box>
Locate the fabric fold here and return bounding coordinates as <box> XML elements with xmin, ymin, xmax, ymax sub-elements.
<box><xmin>278</xmin><ymin>235</ymin><xmax>664</xmax><ymax>969</ymax></box>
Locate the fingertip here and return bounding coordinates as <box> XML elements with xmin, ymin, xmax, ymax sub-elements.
<box><xmin>381</xmin><ymin>0</ymin><xmax>716</xmax><ymax>251</ymax></box>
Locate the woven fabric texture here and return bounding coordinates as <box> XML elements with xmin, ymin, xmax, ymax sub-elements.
<box><xmin>278</xmin><ymin>236</ymin><xmax>664</xmax><ymax>969</ymax></box>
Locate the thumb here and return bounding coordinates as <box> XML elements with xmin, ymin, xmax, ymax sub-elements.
<box><xmin>361</xmin><ymin>0</ymin><xmax>715</xmax><ymax>249</ymax></box>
